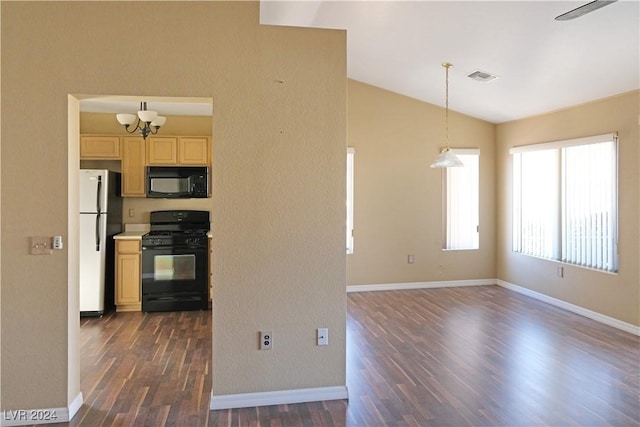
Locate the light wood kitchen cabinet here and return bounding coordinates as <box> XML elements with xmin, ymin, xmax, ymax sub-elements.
<box><xmin>80</xmin><ymin>135</ymin><xmax>121</xmax><ymax>159</ymax></box>
<box><xmin>122</xmin><ymin>136</ymin><xmax>146</xmax><ymax>197</ymax></box>
<box><xmin>147</xmin><ymin>136</ymin><xmax>210</xmax><ymax>166</ymax></box>
<box><xmin>179</xmin><ymin>137</ymin><xmax>210</xmax><ymax>165</ymax></box>
<box><xmin>146</xmin><ymin>136</ymin><xmax>178</xmax><ymax>165</ymax></box>
<box><xmin>115</xmin><ymin>239</ymin><xmax>141</xmax><ymax>311</ymax></box>
<box><xmin>80</xmin><ymin>133</ymin><xmax>210</xmax><ymax>197</ymax></box>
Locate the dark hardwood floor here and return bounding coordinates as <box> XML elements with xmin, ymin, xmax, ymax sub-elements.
<box><xmin>54</xmin><ymin>286</ymin><xmax>638</xmax><ymax>426</ymax></box>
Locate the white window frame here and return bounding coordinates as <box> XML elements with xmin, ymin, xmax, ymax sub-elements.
<box><xmin>346</xmin><ymin>147</ymin><xmax>355</xmax><ymax>254</ymax></box>
<box><xmin>443</xmin><ymin>148</ymin><xmax>480</xmax><ymax>250</ymax></box>
<box><xmin>510</xmin><ymin>133</ymin><xmax>618</xmax><ymax>273</ymax></box>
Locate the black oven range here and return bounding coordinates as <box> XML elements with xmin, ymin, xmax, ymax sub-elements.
<box><xmin>141</xmin><ymin>210</ymin><xmax>210</xmax><ymax>312</ymax></box>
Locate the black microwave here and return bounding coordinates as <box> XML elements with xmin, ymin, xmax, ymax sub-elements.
<box><xmin>147</xmin><ymin>166</ymin><xmax>209</xmax><ymax>198</ymax></box>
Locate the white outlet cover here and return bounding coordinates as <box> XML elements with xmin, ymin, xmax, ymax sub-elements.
<box><xmin>260</xmin><ymin>331</ymin><xmax>272</xmax><ymax>350</ymax></box>
<box><xmin>317</xmin><ymin>328</ymin><xmax>328</xmax><ymax>346</ymax></box>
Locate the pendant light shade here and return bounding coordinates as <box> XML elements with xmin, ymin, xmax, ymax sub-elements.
<box><xmin>150</xmin><ymin>115</ymin><xmax>167</xmax><ymax>128</ymax></box>
<box><xmin>116</xmin><ymin>113</ymin><xmax>136</xmax><ymax>126</ymax></box>
<box><xmin>137</xmin><ymin>109</ymin><xmax>158</xmax><ymax>123</ymax></box>
<box><xmin>431</xmin><ymin>147</ymin><xmax>464</xmax><ymax>168</ymax></box>
<box><xmin>430</xmin><ymin>62</ymin><xmax>463</xmax><ymax>168</ymax></box>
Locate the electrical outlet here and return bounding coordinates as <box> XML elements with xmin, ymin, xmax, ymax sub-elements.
<box><xmin>317</xmin><ymin>328</ymin><xmax>328</xmax><ymax>346</ymax></box>
<box><xmin>260</xmin><ymin>331</ymin><xmax>272</xmax><ymax>350</ymax></box>
<box><xmin>408</xmin><ymin>254</ymin><xmax>415</xmax><ymax>264</ymax></box>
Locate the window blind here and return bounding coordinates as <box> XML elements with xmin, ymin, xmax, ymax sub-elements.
<box><xmin>511</xmin><ymin>133</ymin><xmax>618</xmax><ymax>273</ymax></box>
<box><xmin>561</xmin><ymin>141</ymin><xmax>617</xmax><ymax>271</ymax></box>
<box><xmin>445</xmin><ymin>149</ymin><xmax>479</xmax><ymax>250</ymax></box>
<box><xmin>346</xmin><ymin>147</ymin><xmax>355</xmax><ymax>254</ymax></box>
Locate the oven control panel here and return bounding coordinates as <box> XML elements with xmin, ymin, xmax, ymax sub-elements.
<box><xmin>142</xmin><ymin>235</ymin><xmax>208</xmax><ymax>249</ymax></box>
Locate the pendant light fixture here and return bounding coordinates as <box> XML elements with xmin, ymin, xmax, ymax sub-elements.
<box><xmin>430</xmin><ymin>62</ymin><xmax>463</xmax><ymax>168</ymax></box>
<box><xmin>116</xmin><ymin>102</ymin><xmax>166</xmax><ymax>139</ymax></box>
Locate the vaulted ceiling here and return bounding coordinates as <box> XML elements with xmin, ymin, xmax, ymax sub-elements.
<box><xmin>261</xmin><ymin>1</ymin><xmax>639</xmax><ymax>123</ymax></box>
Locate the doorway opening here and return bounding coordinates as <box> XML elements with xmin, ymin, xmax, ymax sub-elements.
<box><xmin>68</xmin><ymin>94</ymin><xmax>214</xmax><ymax>422</ymax></box>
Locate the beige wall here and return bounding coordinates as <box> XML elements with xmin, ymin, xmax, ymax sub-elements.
<box><xmin>81</xmin><ymin>112</ymin><xmax>213</xmax><ymax>136</ymax></box>
<box><xmin>346</xmin><ymin>80</ymin><xmax>496</xmax><ymax>285</ymax></box>
<box><xmin>496</xmin><ymin>91</ymin><xmax>640</xmax><ymax>326</ymax></box>
<box><xmin>1</xmin><ymin>1</ymin><xmax>346</xmax><ymax>411</ymax></box>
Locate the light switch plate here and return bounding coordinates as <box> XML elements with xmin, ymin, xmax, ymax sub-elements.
<box><xmin>30</xmin><ymin>236</ymin><xmax>52</xmax><ymax>255</ymax></box>
<box><xmin>317</xmin><ymin>328</ymin><xmax>328</xmax><ymax>346</ymax></box>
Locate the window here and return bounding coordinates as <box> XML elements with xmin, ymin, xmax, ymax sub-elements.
<box><xmin>346</xmin><ymin>147</ymin><xmax>355</xmax><ymax>254</ymax></box>
<box><xmin>511</xmin><ymin>133</ymin><xmax>618</xmax><ymax>273</ymax></box>
<box><xmin>444</xmin><ymin>149</ymin><xmax>480</xmax><ymax>250</ymax></box>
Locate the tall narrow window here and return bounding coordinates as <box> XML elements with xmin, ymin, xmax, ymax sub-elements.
<box><xmin>346</xmin><ymin>147</ymin><xmax>355</xmax><ymax>254</ymax></box>
<box><xmin>445</xmin><ymin>149</ymin><xmax>479</xmax><ymax>250</ymax></box>
<box><xmin>511</xmin><ymin>133</ymin><xmax>618</xmax><ymax>273</ymax></box>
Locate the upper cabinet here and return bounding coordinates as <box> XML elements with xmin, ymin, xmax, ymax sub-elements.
<box><xmin>146</xmin><ymin>136</ymin><xmax>178</xmax><ymax>165</ymax></box>
<box><xmin>80</xmin><ymin>135</ymin><xmax>121</xmax><ymax>159</ymax></box>
<box><xmin>179</xmin><ymin>137</ymin><xmax>210</xmax><ymax>165</ymax></box>
<box><xmin>122</xmin><ymin>137</ymin><xmax>146</xmax><ymax>197</ymax></box>
<box><xmin>147</xmin><ymin>136</ymin><xmax>210</xmax><ymax>166</ymax></box>
<box><xmin>80</xmin><ymin>134</ymin><xmax>211</xmax><ymax>197</ymax></box>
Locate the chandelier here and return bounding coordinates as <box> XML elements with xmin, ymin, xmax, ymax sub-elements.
<box><xmin>430</xmin><ymin>63</ymin><xmax>463</xmax><ymax>168</ymax></box>
<box><xmin>116</xmin><ymin>102</ymin><xmax>166</xmax><ymax>139</ymax></box>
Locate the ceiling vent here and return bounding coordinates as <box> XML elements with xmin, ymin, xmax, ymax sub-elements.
<box><xmin>467</xmin><ymin>70</ymin><xmax>498</xmax><ymax>82</ymax></box>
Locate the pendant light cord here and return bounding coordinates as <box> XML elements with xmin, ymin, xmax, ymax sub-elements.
<box><xmin>443</xmin><ymin>62</ymin><xmax>452</xmax><ymax>150</ymax></box>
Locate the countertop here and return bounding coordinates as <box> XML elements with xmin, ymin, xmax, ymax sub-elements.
<box><xmin>114</xmin><ymin>223</ymin><xmax>149</xmax><ymax>240</ymax></box>
<box><xmin>114</xmin><ymin>231</ymin><xmax>146</xmax><ymax>240</ymax></box>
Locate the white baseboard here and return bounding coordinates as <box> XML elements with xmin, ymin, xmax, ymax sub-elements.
<box><xmin>497</xmin><ymin>279</ymin><xmax>640</xmax><ymax>336</ymax></box>
<box><xmin>347</xmin><ymin>278</ymin><xmax>495</xmax><ymax>293</ymax></box>
<box><xmin>0</xmin><ymin>392</ymin><xmax>82</xmax><ymax>427</ymax></box>
<box><xmin>210</xmin><ymin>385</ymin><xmax>348</xmax><ymax>411</ymax></box>
<box><xmin>68</xmin><ymin>392</ymin><xmax>83</xmax><ymax>421</ymax></box>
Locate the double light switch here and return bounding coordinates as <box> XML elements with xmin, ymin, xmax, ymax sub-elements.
<box><xmin>30</xmin><ymin>236</ymin><xmax>64</xmax><ymax>255</ymax></box>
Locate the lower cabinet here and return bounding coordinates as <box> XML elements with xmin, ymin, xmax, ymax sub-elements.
<box><xmin>115</xmin><ymin>239</ymin><xmax>141</xmax><ymax>311</ymax></box>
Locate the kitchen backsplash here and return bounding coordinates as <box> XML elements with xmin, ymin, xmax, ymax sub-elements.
<box><xmin>122</xmin><ymin>197</ymin><xmax>213</xmax><ymax>224</ymax></box>
<box><xmin>124</xmin><ymin>223</ymin><xmax>150</xmax><ymax>233</ymax></box>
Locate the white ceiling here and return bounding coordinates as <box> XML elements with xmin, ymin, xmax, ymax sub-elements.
<box><xmin>79</xmin><ymin>95</ymin><xmax>213</xmax><ymax>117</ymax></box>
<box><xmin>260</xmin><ymin>0</ymin><xmax>640</xmax><ymax>123</ymax></box>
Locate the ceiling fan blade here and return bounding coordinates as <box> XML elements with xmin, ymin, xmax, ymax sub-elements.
<box><xmin>555</xmin><ymin>0</ymin><xmax>618</xmax><ymax>21</ymax></box>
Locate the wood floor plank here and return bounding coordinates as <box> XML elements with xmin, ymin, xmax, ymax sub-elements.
<box><xmin>38</xmin><ymin>285</ymin><xmax>640</xmax><ymax>426</ymax></box>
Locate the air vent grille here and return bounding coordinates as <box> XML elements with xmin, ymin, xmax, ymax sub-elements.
<box><xmin>468</xmin><ymin>70</ymin><xmax>498</xmax><ymax>82</ymax></box>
